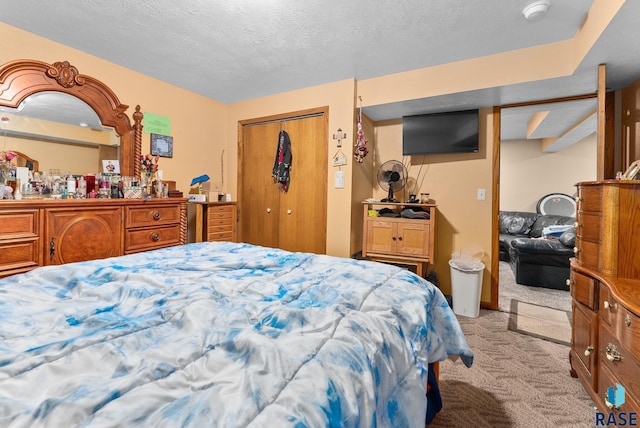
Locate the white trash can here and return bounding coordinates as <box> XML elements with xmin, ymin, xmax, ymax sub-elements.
<box><xmin>449</xmin><ymin>259</ymin><xmax>484</xmax><ymax>318</ymax></box>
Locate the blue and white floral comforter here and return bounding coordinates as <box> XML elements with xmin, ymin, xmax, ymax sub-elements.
<box><xmin>0</xmin><ymin>242</ymin><xmax>473</xmax><ymax>427</ymax></box>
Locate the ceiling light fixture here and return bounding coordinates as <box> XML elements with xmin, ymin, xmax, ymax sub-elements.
<box><xmin>522</xmin><ymin>0</ymin><xmax>550</xmax><ymax>21</ymax></box>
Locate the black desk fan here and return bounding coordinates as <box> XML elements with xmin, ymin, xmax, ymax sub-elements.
<box><xmin>377</xmin><ymin>160</ymin><xmax>407</xmax><ymax>202</ymax></box>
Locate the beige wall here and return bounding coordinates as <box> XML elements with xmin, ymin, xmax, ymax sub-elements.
<box><xmin>226</xmin><ymin>79</ymin><xmax>357</xmax><ymax>257</ymax></box>
<box><xmin>500</xmin><ymin>135</ymin><xmax>598</xmax><ymax>212</ymax></box>
<box><xmin>0</xmin><ymin>23</ymin><xmax>227</xmax><ymax>196</ymax></box>
<box><xmin>0</xmin><ymin>0</ymin><xmax>622</xmax><ymax>289</ymax></box>
<box><xmin>371</xmin><ymin>109</ymin><xmax>494</xmax><ymax>301</ymax></box>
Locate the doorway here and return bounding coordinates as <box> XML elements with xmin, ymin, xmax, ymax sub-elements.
<box><xmin>493</xmin><ymin>95</ymin><xmax>599</xmax><ymax>312</ymax></box>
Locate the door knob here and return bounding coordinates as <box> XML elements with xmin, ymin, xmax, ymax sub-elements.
<box><xmin>266</xmin><ymin>208</ymin><xmax>272</xmax><ymax>213</ymax></box>
<box><xmin>287</xmin><ymin>209</ymin><xmax>292</xmax><ymax>215</ymax></box>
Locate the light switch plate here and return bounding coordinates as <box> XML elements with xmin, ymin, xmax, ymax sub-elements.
<box><xmin>334</xmin><ymin>171</ymin><xmax>345</xmax><ymax>189</ymax></box>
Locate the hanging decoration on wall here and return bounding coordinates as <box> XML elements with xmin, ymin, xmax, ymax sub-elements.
<box><xmin>272</xmin><ymin>129</ymin><xmax>292</xmax><ymax>192</ymax></box>
<box><xmin>354</xmin><ymin>96</ymin><xmax>369</xmax><ymax>163</ymax></box>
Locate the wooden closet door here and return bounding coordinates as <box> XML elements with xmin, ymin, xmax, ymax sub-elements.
<box><xmin>278</xmin><ymin>115</ymin><xmax>326</xmax><ymax>253</ymax></box>
<box><xmin>239</xmin><ymin>110</ymin><xmax>327</xmax><ymax>254</ymax></box>
<box><xmin>240</xmin><ymin>122</ymin><xmax>281</xmax><ymax>248</ymax></box>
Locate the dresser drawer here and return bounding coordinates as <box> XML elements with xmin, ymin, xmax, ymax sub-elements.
<box><xmin>125</xmin><ymin>225</ymin><xmax>182</xmax><ymax>253</ymax></box>
<box><xmin>617</xmin><ymin>305</ymin><xmax>640</xmax><ymax>362</ymax></box>
<box><xmin>577</xmin><ymin>185</ymin><xmax>602</xmax><ymax>213</ymax></box>
<box><xmin>126</xmin><ymin>205</ymin><xmax>181</xmax><ymax>228</ymax></box>
<box><xmin>207</xmin><ymin>205</ymin><xmax>234</xmax><ymax>219</ymax></box>
<box><xmin>576</xmin><ymin>239</ymin><xmax>599</xmax><ymax>270</ymax></box>
<box><xmin>0</xmin><ymin>240</ymin><xmax>41</xmax><ymax>276</ymax></box>
<box><xmin>207</xmin><ymin>217</ymin><xmax>233</xmax><ymax>228</ymax></box>
<box><xmin>0</xmin><ymin>209</ymin><xmax>39</xmax><ymax>239</ymax></box>
<box><xmin>576</xmin><ymin>213</ymin><xmax>600</xmax><ymax>242</ymax></box>
<box><xmin>207</xmin><ymin>231</ymin><xmax>234</xmax><ymax>242</ymax></box>
<box><xmin>571</xmin><ymin>269</ymin><xmax>597</xmax><ymax>310</ymax></box>
<box><xmin>598</xmin><ymin>360</ymin><xmax>640</xmax><ymax>414</ymax></box>
<box><xmin>598</xmin><ymin>284</ymin><xmax>619</xmax><ymax>326</ymax></box>
<box><xmin>599</xmin><ymin>322</ymin><xmax>640</xmax><ymax>407</ymax></box>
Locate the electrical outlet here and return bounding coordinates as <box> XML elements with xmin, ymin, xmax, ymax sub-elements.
<box><xmin>477</xmin><ymin>188</ymin><xmax>486</xmax><ymax>200</ymax></box>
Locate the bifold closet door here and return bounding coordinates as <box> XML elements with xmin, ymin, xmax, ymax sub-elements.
<box><xmin>240</xmin><ymin>112</ymin><xmax>327</xmax><ymax>254</ymax></box>
<box><xmin>277</xmin><ymin>114</ymin><xmax>326</xmax><ymax>253</ymax></box>
<box><xmin>240</xmin><ymin>121</ymin><xmax>281</xmax><ymax>249</ymax></box>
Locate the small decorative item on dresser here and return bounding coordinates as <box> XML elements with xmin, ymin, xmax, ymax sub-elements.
<box><xmin>621</xmin><ymin>160</ymin><xmax>640</xmax><ymax>180</ymax></box>
<box><xmin>140</xmin><ymin>154</ymin><xmax>159</xmax><ymax>197</ymax></box>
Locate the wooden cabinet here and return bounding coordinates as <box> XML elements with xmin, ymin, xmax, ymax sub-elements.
<box><xmin>570</xmin><ymin>180</ymin><xmax>640</xmax><ymax>415</ymax></box>
<box><xmin>362</xmin><ymin>202</ymin><xmax>436</xmax><ymax>276</ymax></box>
<box><xmin>190</xmin><ymin>202</ymin><xmax>237</xmax><ymax>243</ymax></box>
<box><xmin>46</xmin><ymin>206</ymin><xmax>122</xmax><ymax>265</ymax></box>
<box><xmin>0</xmin><ymin>198</ymin><xmax>187</xmax><ymax>278</ymax></box>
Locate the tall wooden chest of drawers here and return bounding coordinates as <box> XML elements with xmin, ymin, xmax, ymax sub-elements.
<box><xmin>570</xmin><ymin>180</ymin><xmax>640</xmax><ymax>415</ymax></box>
<box><xmin>190</xmin><ymin>202</ymin><xmax>237</xmax><ymax>243</ymax></box>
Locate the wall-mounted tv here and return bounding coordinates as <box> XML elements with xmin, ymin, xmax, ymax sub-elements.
<box><xmin>402</xmin><ymin>109</ymin><xmax>479</xmax><ymax>155</ymax></box>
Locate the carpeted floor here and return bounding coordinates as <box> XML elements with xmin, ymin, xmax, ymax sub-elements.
<box><xmin>498</xmin><ymin>261</ymin><xmax>572</xmax><ymax>313</ymax></box>
<box><xmin>430</xmin><ymin>309</ymin><xmax>596</xmax><ymax>427</ymax></box>
<box><xmin>498</xmin><ymin>261</ymin><xmax>572</xmax><ymax>345</ymax></box>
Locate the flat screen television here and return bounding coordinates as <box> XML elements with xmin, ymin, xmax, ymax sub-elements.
<box><xmin>402</xmin><ymin>109</ymin><xmax>479</xmax><ymax>155</ymax></box>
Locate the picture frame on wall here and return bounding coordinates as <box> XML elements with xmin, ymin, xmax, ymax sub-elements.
<box><xmin>150</xmin><ymin>133</ymin><xmax>173</xmax><ymax>158</ymax></box>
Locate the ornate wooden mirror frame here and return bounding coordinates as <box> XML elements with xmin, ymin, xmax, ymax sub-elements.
<box><xmin>0</xmin><ymin>59</ymin><xmax>142</xmax><ymax>177</ymax></box>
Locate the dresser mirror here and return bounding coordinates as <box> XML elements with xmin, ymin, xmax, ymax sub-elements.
<box><xmin>0</xmin><ymin>59</ymin><xmax>142</xmax><ymax>177</ymax></box>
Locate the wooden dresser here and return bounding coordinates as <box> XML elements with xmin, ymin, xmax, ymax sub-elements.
<box><xmin>570</xmin><ymin>180</ymin><xmax>640</xmax><ymax>415</ymax></box>
<box><xmin>190</xmin><ymin>201</ymin><xmax>237</xmax><ymax>242</ymax></box>
<box><xmin>0</xmin><ymin>198</ymin><xmax>187</xmax><ymax>278</ymax></box>
<box><xmin>361</xmin><ymin>201</ymin><xmax>436</xmax><ymax>276</ymax></box>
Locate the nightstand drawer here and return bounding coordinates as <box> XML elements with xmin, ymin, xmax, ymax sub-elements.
<box><xmin>208</xmin><ymin>205</ymin><xmax>234</xmax><ymax>218</ymax></box>
<box><xmin>207</xmin><ymin>231</ymin><xmax>234</xmax><ymax>242</ymax></box>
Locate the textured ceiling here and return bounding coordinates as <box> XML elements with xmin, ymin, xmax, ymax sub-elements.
<box><xmin>1</xmin><ymin>0</ymin><xmax>639</xmax><ymax>142</ymax></box>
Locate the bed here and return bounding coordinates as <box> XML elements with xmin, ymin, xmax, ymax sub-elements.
<box><xmin>0</xmin><ymin>242</ymin><xmax>473</xmax><ymax>427</ymax></box>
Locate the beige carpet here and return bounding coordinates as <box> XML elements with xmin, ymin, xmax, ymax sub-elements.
<box><xmin>507</xmin><ymin>300</ymin><xmax>572</xmax><ymax>346</ymax></box>
<box><xmin>430</xmin><ymin>309</ymin><xmax>595</xmax><ymax>427</ymax></box>
<box><xmin>498</xmin><ymin>261</ymin><xmax>572</xmax><ymax>346</ymax></box>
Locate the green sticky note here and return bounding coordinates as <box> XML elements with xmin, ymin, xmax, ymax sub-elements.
<box><xmin>143</xmin><ymin>112</ymin><xmax>171</xmax><ymax>135</ymax></box>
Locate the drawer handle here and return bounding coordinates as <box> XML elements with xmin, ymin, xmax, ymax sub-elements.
<box><xmin>151</xmin><ymin>233</ymin><xmax>160</xmax><ymax>242</ymax></box>
<box><xmin>584</xmin><ymin>346</ymin><xmax>594</xmax><ymax>357</ymax></box>
<box><xmin>153</xmin><ymin>211</ymin><xmax>161</xmax><ymax>220</ymax></box>
<box><xmin>603</xmin><ymin>300</ymin><xmax>617</xmax><ymax>311</ymax></box>
<box><xmin>606</xmin><ymin>343</ymin><xmax>622</xmax><ymax>362</ymax></box>
<box><xmin>49</xmin><ymin>237</ymin><xmax>56</xmax><ymax>262</ymax></box>
<box><xmin>573</xmin><ymin>221</ymin><xmax>579</xmax><ymax>228</ymax></box>
<box><xmin>573</xmin><ymin>246</ymin><xmax>579</xmax><ymax>255</ymax></box>
<box><xmin>626</xmin><ymin>314</ymin><xmax>632</xmax><ymax>327</ymax></box>
<box><xmin>266</xmin><ymin>208</ymin><xmax>272</xmax><ymax>213</ymax></box>
<box><xmin>565</xmin><ymin>278</ymin><xmax>572</xmax><ymax>287</ymax></box>
<box><xmin>287</xmin><ymin>209</ymin><xmax>292</xmax><ymax>215</ymax></box>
